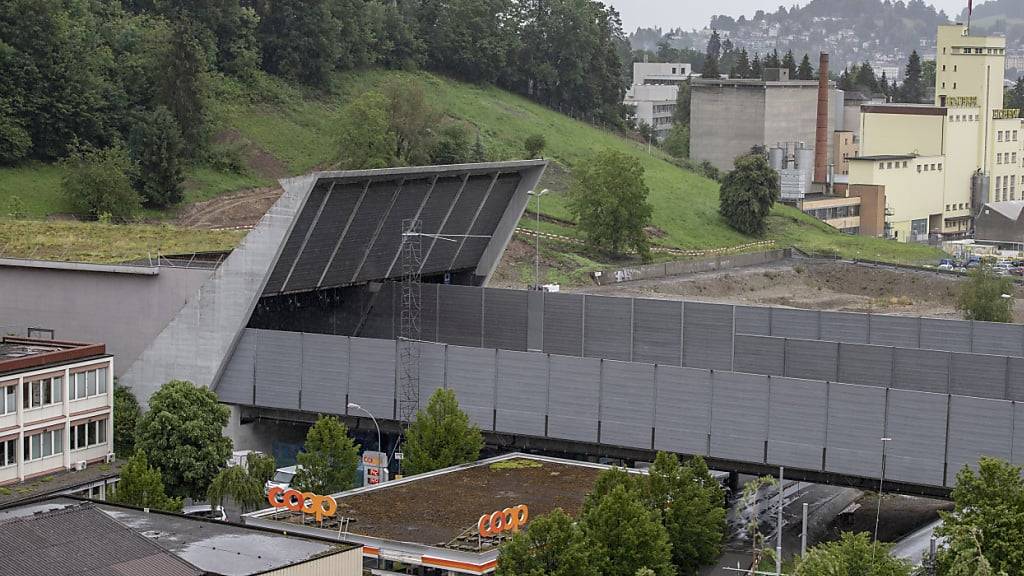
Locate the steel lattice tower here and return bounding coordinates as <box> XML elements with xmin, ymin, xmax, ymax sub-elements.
<box><xmin>398</xmin><ymin>218</ymin><xmax>423</xmax><ymax>429</ymax></box>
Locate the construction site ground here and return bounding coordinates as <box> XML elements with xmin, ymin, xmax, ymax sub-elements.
<box><xmin>568</xmin><ymin>259</ymin><xmax>1024</xmax><ymax>321</ymax></box>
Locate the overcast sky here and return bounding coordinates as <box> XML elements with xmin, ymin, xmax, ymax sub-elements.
<box><xmin>611</xmin><ymin>0</ymin><xmax>978</xmax><ymax>33</ymax></box>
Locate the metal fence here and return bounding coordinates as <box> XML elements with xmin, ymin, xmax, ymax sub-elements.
<box><xmin>218</xmin><ymin>328</ymin><xmax>1024</xmax><ymax>490</ymax></box>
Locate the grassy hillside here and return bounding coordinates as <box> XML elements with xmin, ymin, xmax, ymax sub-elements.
<box><xmin>0</xmin><ymin>68</ymin><xmax>943</xmax><ymax>266</ymax></box>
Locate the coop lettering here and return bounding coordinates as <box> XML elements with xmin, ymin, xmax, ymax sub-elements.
<box><xmin>267</xmin><ymin>487</ymin><xmax>338</xmax><ymax>522</ymax></box>
<box><xmin>947</xmin><ymin>96</ymin><xmax>978</xmax><ymax>108</ymax></box>
<box><xmin>478</xmin><ymin>504</ymin><xmax>529</xmax><ymax>537</ymax></box>
<box><xmin>993</xmin><ymin>109</ymin><xmax>1021</xmax><ymax>120</ymax></box>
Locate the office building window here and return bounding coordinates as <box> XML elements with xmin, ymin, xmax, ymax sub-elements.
<box><xmin>879</xmin><ymin>162</ymin><xmax>885</xmax><ymax>169</ymax></box>
<box><xmin>946</xmin><ymin>204</ymin><xmax>951</xmax><ymax>211</ymax></box>
<box><xmin>903</xmin><ymin>161</ymin><xmax>908</xmax><ymax>168</ymax></box>
<box><xmin>70</xmin><ymin>367</ymin><xmax>107</xmax><ymax>401</ymax></box>
<box><xmin>1014</xmin><ymin>153</ymin><xmax>1018</xmax><ymax>164</ymax></box>
<box><xmin>23</xmin><ymin>377</ymin><xmax>62</xmax><ymax>410</ymax></box>
<box><xmin>1</xmin><ymin>384</ymin><xmax>15</xmax><ymax>415</ymax></box>
<box><xmin>23</xmin><ymin>428</ymin><xmax>62</xmax><ymax>461</ymax></box>
<box><xmin>69</xmin><ymin>418</ymin><xmax>107</xmax><ymax>451</ymax></box>
<box><xmin>1</xmin><ymin>438</ymin><xmax>14</xmax><ymax>467</ymax></box>
<box><xmin>938</xmin><ymin>163</ymin><xmax>943</xmax><ymax>171</ymax></box>
<box><xmin>1014</xmin><ymin>131</ymin><xmax>1019</xmax><ymax>141</ymax></box>
<box><xmin>999</xmin><ymin>131</ymin><xmax>1004</xmax><ymax>142</ymax></box>
<box><xmin>998</xmin><ymin>154</ymin><xmax>1004</xmax><ymax>165</ymax></box>
<box><xmin>917</xmin><ymin>165</ymin><xmax>922</xmax><ymax>173</ymax></box>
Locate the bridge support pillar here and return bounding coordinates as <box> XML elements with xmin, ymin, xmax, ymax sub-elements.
<box><xmin>728</xmin><ymin>471</ymin><xmax>740</xmax><ymax>495</ymax></box>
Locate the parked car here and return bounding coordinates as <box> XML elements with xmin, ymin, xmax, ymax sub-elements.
<box><xmin>227</xmin><ymin>449</ymin><xmax>263</xmax><ymax>470</ymax></box>
<box><xmin>182</xmin><ymin>504</ymin><xmax>227</xmax><ymax>522</ymax></box>
<box><xmin>265</xmin><ymin>465</ymin><xmax>303</xmax><ymax>493</ymax></box>
<box><xmin>938</xmin><ymin>259</ymin><xmax>955</xmax><ymax>271</ymax></box>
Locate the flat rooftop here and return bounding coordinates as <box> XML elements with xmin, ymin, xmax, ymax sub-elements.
<box><xmin>248</xmin><ymin>454</ymin><xmax>613</xmax><ymax>552</ymax></box>
<box><xmin>0</xmin><ymin>497</ymin><xmax>359</xmax><ymax>576</ymax></box>
<box><xmin>0</xmin><ymin>336</ymin><xmax>108</xmax><ymax>377</ymax></box>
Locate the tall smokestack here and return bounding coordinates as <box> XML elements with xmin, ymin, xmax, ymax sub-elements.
<box><xmin>814</xmin><ymin>52</ymin><xmax>830</xmax><ymax>185</ymax></box>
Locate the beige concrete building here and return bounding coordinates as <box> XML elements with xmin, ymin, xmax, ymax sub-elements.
<box><xmin>624</xmin><ymin>62</ymin><xmax>691</xmax><ymax>141</ymax></box>
<box><xmin>0</xmin><ymin>337</ymin><xmax>114</xmax><ymax>486</ymax></box>
<box><xmin>848</xmin><ymin>24</ymin><xmax>1023</xmax><ymax>242</ymax></box>
<box><xmin>834</xmin><ymin>131</ymin><xmax>859</xmax><ymax>175</ymax></box>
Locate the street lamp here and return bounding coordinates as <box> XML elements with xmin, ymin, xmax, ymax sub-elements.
<box><xmin>874</xmin><ymin>437</ymin><xmax>892</xmax><ymax>543</ymax></box>
<box><xmin>348</xmin><ymin>402</ymin><xmax>383</xmax><ymax>485</ymax></box>
<box><xmin>527</xmin><ymin>189</ymin><xmax>549</xmax><ymax>290</ymax></box>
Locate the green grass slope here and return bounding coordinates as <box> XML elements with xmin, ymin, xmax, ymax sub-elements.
<box><xmin>0</xmin><ymin>68</ymin><xmax>943</xmax><ymax>265</ymax></box>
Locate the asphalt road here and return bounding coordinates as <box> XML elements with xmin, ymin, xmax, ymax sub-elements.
<box><xmin>890</xmin><ymin>519</ymin><xmax>942</xmax><ymax>566</ymax></box>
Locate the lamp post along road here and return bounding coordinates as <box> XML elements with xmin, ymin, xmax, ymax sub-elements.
<box><xmin>348</xmin><ymin>403</ymin><xmax>383</xmax><ymax>485</ymax></box>
<box><xmin>874</xmin><ymin>437</ymin><xmax>892</xmax><ymax>543</ymax></box>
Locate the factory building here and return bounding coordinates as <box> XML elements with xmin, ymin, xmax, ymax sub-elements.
<box><xmin>848</xmin><ymin>24</ymin><xmax>1023</xmax><ymax>242</ymax></box>
<box><xmin>689</xmin><ymin>72</ymin><xmax>844</xmax><ymax>173</ymax></box>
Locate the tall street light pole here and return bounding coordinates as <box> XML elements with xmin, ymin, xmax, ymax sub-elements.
<box><xmin>348</xmin><ymin>402</ymin><xmax>383</xmax><ymax>485</ymax></box>
<box><xmin>527</xmin><ymin>189</ymin><xmax>549</xmax><ymax>289</ymax></box>
<box><xmin>874</xmin><ymin>437</ymin><xmax>892</xmax><ymax>543</ymax></box>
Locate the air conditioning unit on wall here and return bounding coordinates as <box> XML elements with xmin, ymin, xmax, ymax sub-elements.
<box><xmin>73</xmin><ymin>461</ymin><xmax>87</xmax><ymax>472</ymax></box>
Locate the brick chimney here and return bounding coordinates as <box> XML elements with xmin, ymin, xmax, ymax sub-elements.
<box><xmin>814</xmin><ymin>52</ymin><xmax>830</xmax><ymax>184</ymax></box>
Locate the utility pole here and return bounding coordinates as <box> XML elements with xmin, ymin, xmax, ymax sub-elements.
<box><xmin>397</xmin><ymin>218</ymin><xmax>423</xmax><ymax>476</ymax></box>
<box><xmin>776</xmin><ymin>466</ymin><xmax>784</xmax><ymax>576</ymax></box>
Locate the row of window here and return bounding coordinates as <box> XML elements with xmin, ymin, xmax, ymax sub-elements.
<box><xmin>946</xmin><ymin>203</ymin><xmax>969</xmax><ymax>212</ymax></box>
<box><xmin>918</xmin><ymin>163</ymin><xmax>944</xmax><ymax>173</ymax></box>
<box><xmin>806</xmin><ymin>205</ymin><xmax>861</xmax><ymax>220</ymax></box>
<box><xmin>0</xmin><ymin>418</ymin><xmax>109</xmax><ymax>467</ymax></box>
<box><xmin>941</xmin><ymin>81</ymin><xmax>958</xmax><ymax>90</ymax></box>
<box><xmin>950</xmin><ymin>114</ymin><xmax>978</xmax><ymax>122</ymax></box>
<box><xmin>995</xmin><ymin>175</ymin><xmax>1018</xmax><ymax>202</ymax></box>
<box><xmin>0</xmin><ymin>367</ymin><xmax>109</xmax><ymax>416</ymax></box>
<box><xmin>997</xmin><ymin>130</ymin><xmax>1019</xmax><ymax>142</ymax></box>
<box><xmin>944</xmin><ymin>47</ymin><xmax>1006</xmax><ymax>56</ymax></box>
<box><xmin>996</xmin><ymin>152</ymin><xmax>1019</xmax><ymax>166</ymax></box>
<box><xmin>878</xmin><ymin>160</ymin><xmax>908</xmax><ymax>170</ymax></box>
<box><xmin>652</xmin><ymin>104</ymin><xmax>676</xmax><ymax>114</ymax></box>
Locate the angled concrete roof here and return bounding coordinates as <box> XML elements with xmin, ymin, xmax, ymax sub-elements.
<box><xmin>984</xmin><ymin>201</ymin><xmax>1024</xmax><ymax>221</ymax></box>
<box><xmin>119</xmin><ymin>161</ymin><xmax>546</xmax><ymax>405</ymax></box>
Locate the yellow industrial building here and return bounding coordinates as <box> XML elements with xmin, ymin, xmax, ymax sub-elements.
<box><xmin>849</xmin><ymin>24</ymin><xmax>1022</xmax><ymax>242</ymax></box>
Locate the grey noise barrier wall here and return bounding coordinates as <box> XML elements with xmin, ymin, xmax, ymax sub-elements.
<box><xmin>218</xmin><ymin>328</ymin><xmax>1024</xmax><ymax>490</ymax></box>
<box><xmin>354</xmin><ymin>284</ymin><xmax>1024</xmax><ymax>403</ymax></box>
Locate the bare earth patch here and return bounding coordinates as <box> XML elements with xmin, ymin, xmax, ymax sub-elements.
<box><xmin>176</xmin><ymin>186</ymin><xmax>283</xmax><ymax>229</ymax></box>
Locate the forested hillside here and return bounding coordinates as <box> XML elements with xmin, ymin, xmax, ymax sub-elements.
<box><xmin>0</xmin><ymin>0</ymin><xmax>942</xmax><ymax>269</ymax></box>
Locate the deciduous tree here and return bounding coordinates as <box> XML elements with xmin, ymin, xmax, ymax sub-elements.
<box><xmin>336</xmin><ymin>92</ymin><xmax>397</xmax><ymax>170</ymax></box>
<box><xmin>936</xmin><ymin>457</ymin><xmax>1024</xmax><ymax>576</ymax></box>
<box><xmin>581</xmin><ymin>483</ymin><xmax>674</xmax><ymax>576</ymax></box>
<box><xmin>402</xmin><ymin>388</ymin><xmax>484</xmax><ymax>476</ymax></box>
<box><xmin>292</xmin><ymin>416</ymin><xmax>360</xmax><ymax>494</ymax></box>
<box><xmin>719</xmin><ymin>153</ymin><xmax>780</xmax><ymax>236</ymax></box>
<box><xmin>135</xmin><ymin>380</ymin><xmax>232</xmax><ymax>499</ymax></box>
<box><xmin>957</xmin><ymin>264</ymin><xmax>1015</xmax><ymax>323</ymax></box>
<box><xmin>61</xmin><ymin>145</ymin><xmax>141</xmax><ymax>223</ymax></box>
<box><xmin>524</xmin><ymin>134</ymin><xmax>546</xmax><ymax>159</ymax></box>
<box><xmin>568</xmin><ymin>149</ymin><xmax>653</xmax><ymax>259</ymax></box>
<box><xmin>496</xmin><ymin>508</ymin><xmax>597</xmax><ymax>576</ymax></box>
<box><xmin>109</xmin><ymin>451</ymin><xmax>183</xmax><ymax>512</ymax></box>
<box><xmin>794</xmin><ymin>532</ymin><xmax>911</xmax><ymax>576</ymax></box>
<box><xmin>113</xmin><ymin>385</ymin><xmax>140</xmax><ymax>457</ymax></box>
<box><xmin>207</xmin><ymin>463</ymin><xmax>264</xmax><ymax>512</ymax></box>
<box><xmin>431</xmin><ymin>123</ymin><xmax>472</xmax><ymax>165</ymax></box>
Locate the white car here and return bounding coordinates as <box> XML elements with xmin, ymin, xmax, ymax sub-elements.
<box><xmin>182</xmin><ymin>504</ymin><xmax>227</xmax><ymax>522</ymax></box>
<box><xmin>265</xmin><ymin>465</ymin><xmax>302</xmax><ymax>493</ymax></box>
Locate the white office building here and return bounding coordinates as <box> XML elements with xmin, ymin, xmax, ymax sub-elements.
<box><xmin>625</xmin><ymin>62</ymin><xmax>692</xmax><ymax>141</ymax></box>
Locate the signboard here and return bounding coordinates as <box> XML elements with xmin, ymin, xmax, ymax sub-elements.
<box><xmin>948</xmin><ymin>96</ymin><xmax>979</xmax><ymax>108</ymax></box>
<box><xmin>478</xmin><ymin>504</ymin><xmax>529</xmax><ymax>537</ymax></box>
<box><xmin>993</xmin><ymin>109</ymin><xmax>1021</xmax><ymax>120</ymax></box>
<box><xmin>267</xmin><ymin>487</ymin><xmax>337</xmax><ymax>522</ymax></box>
<box><xmin>362</xmin><ymin>451</ymin><xmax>390</xmax><ymax>486</ymax></box>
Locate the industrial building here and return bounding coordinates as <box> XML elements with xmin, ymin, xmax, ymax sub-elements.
<box><xmin>848</xmin><ymin>24</ymin><xmax>1024</xmax><ymax>242</ymax></box>
<box><xmin>624</xmin><ymin>62</ymin><xmax>691</xmax><ymax>141</ymax></box>
<box><xmin>0</xmin><ymin>337</ymin><xmax>113</xmax><ymax>486</ymax></box>
<box><xmin>689</xmin><ymin>70</ymin><xmax>844</xmax><ymax>173</ymax></box>
<box><xmin>0</xmin><ymin>497</ymin><xmax>363</xmax><ymax>576</ymax></box>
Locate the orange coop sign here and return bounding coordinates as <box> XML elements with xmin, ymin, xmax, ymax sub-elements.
<box><xmin>478</xmin><ymin>504</ymin><xmax>529</xmax><ymax>537</ymax></box>
<box><xmin>267</xmin><ymin>486</ymin><xmax>337</xmax><ymax>522</ymax></box>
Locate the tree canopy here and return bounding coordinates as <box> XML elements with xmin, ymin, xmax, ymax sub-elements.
<box><xmin>936</xmin><ymin>457</ymin><xmax>1024</xmax><ymax>575</ymax></box>
<box><xmin>957</xmin><ymin>264</ymin><xmax>1015</xmax><ymax>323</ymax></box>
<box><xmin>402</xmin><ymin>388</ymin><xmax>484</xmax><ymax>476</ymax></box>
<box><xmin>581</xmin><ymin>483</ymin><xmax>675</xmax><ymax>576</ymax></box>
<box><xmin>109</xmin><ymin>451</ymin><xmax>183</xmax><ymax>512</ymax></box>
<box><xmin>794</xmin><ymin>532</ymin><xmax>911</xmax><ymax>576</ymax></box>
<box><xmin>293</xmin><ymin>415</ymin><xmax>361</xmax><ymax>494</ymax></box>
<box><xmin>568</xmin><ymin>149</ymin><xmax>653</xmax><ymax>259</ymax></box>
<box><xmin>113</xmin><ymin>385</ymin><xmax>141</xmax><ymax>457</ymax></box>
<box><xmin>496</xmin><ymin>508</ymin><xmax>597</xmax><ymax>576</ymax></box>
<box><xmin>135</xmin><ymin>380</ymin><xmax>233</xmax><ymax>499</ymax></box>
<box><xmin>719</xmin><ymin>153</ymin><xmax>780</xmax><ymax>236</ymax></box>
